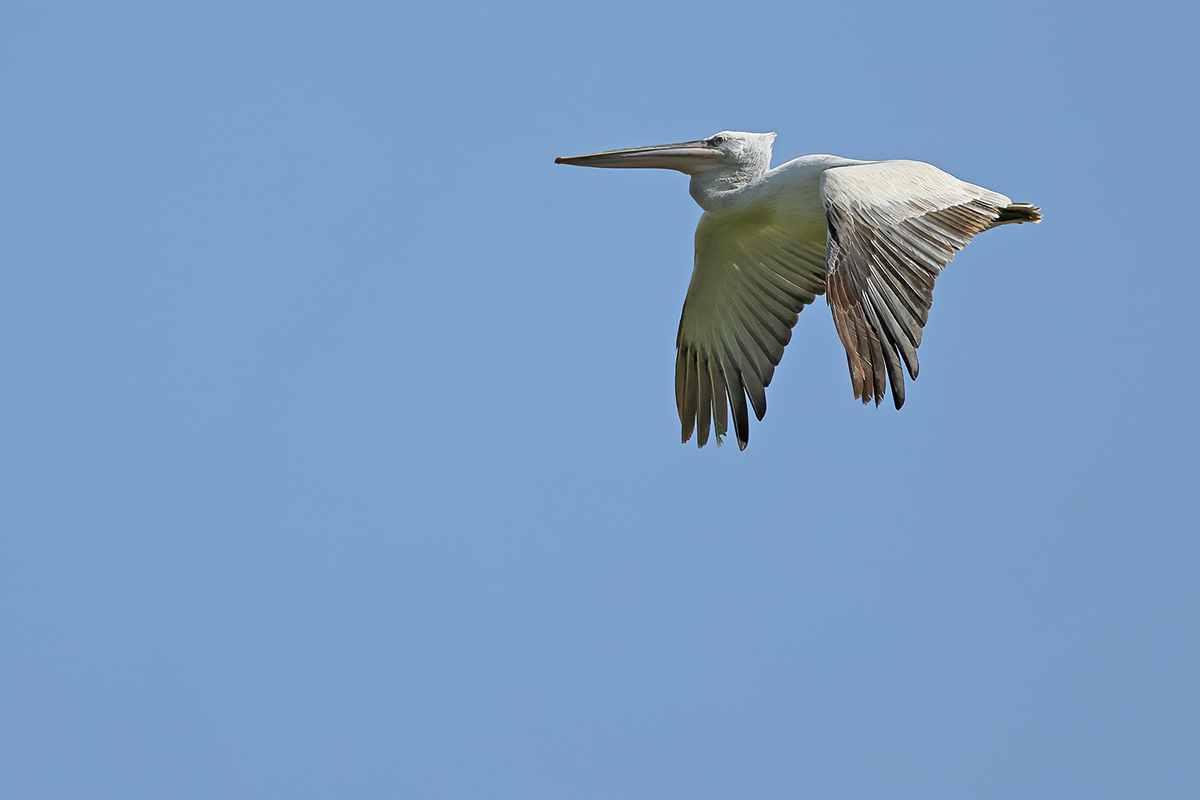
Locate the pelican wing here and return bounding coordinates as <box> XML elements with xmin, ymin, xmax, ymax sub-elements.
<box><xmin>676</xmin><ymin>210</ymin><xmax>827</xmax><ymax>449</ymax></box>
<box><xmin>820</xmin><ymin>160</ymin><xmax>1012</xmax><ymax>409</ymax></box>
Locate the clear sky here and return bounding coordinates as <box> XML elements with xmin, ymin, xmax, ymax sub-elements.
<box><xmin>2</xmin><ymin>2</ymin><xmax>1197</xmax><ymax>798</ymax></box>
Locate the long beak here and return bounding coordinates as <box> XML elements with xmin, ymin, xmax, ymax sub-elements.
<box><xmin>555</xmin><ymin>140</ymin><xmax>723</xmax><ymax>174</ymax></box>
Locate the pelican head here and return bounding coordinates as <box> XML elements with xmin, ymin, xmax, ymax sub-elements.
<box><xmin>556</xmin><ymin>131</ymin><xmax>776</xmax><ymax>210</ymax></box>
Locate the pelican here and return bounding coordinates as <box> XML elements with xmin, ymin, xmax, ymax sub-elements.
<box><xmin>556</xmin><ymin>131</ymin><xmax>1041</xmax><ymax>449</ymax></box>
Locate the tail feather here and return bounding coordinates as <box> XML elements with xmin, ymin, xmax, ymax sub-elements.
<box><xmin>991</xmin><ymin>202</ymin><xmax>1042</xmax><ymax>227</ymax></box>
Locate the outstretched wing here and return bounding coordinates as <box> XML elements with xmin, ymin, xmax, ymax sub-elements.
<box><xmin>821</xmin><ymin>160</ymin><xmax>1014</xmax><ymax>409</ymax></box>
<box><xmin>675</xmin><ymin>209</ymin><xmax>827</xmax><ymax>449</ymax></box>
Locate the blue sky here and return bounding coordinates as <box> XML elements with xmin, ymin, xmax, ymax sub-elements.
<box><xmin>2</xmin><ymin>2</ymin><xmax>1197</xmax><ymax>798</ymax></box>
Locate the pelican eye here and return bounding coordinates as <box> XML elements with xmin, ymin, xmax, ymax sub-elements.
<box><xmin>708</xmin><ymin>136</ymin><xmax>725</xmax><ymax>146</ymax></box>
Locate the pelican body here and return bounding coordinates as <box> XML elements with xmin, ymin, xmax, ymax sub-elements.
<box><xmin>556</xmin><ymin>132</ymin><xmax>1040</xmax><ymax>449</ymax></box>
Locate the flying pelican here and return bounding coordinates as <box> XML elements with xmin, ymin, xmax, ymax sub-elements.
<box><xmin>556</xmin><ymin>131</ymin><xmax>1041</xmax><ymax>450</ymax></box>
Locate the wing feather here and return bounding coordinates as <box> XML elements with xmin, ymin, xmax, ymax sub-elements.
<box><xmin>678</xmin><ymin>346</ymin><xmax>698</xmax><ymax>444</ymax></box>
<box><xmin>696</xmin><ymin>351</ymin><xmax>713</xmax><ymax>447</ymax></box>
<box><xmin>710</xmin><ymin>359</ymin><xmax>729</xmax><ymax>441</ymax></box>
<box><xmin>675</xmin><ymin>210</ymin><xmax>825</xmax><ymax>448</ymax></box>
<box><xmin>822</xmin><ymin>160</ymin><xmax>1015</xmax><ymax>408</ymax></box>
<box><xmin>721</xmin><ymin>353</ymin><xmax>751</xmax><ymax>448</ymax></box>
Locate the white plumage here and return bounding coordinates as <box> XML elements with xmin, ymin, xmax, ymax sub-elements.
<box><xmin>556</xmin><ymin>131</ymin><xmax>1041</xmax><ymax>449</ymax></box>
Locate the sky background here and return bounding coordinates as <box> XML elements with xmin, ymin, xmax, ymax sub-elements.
<box><xmin>2</xmin><ymin>2</ymin><xmax>1198</xmax><ymax>798</ymax></box>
